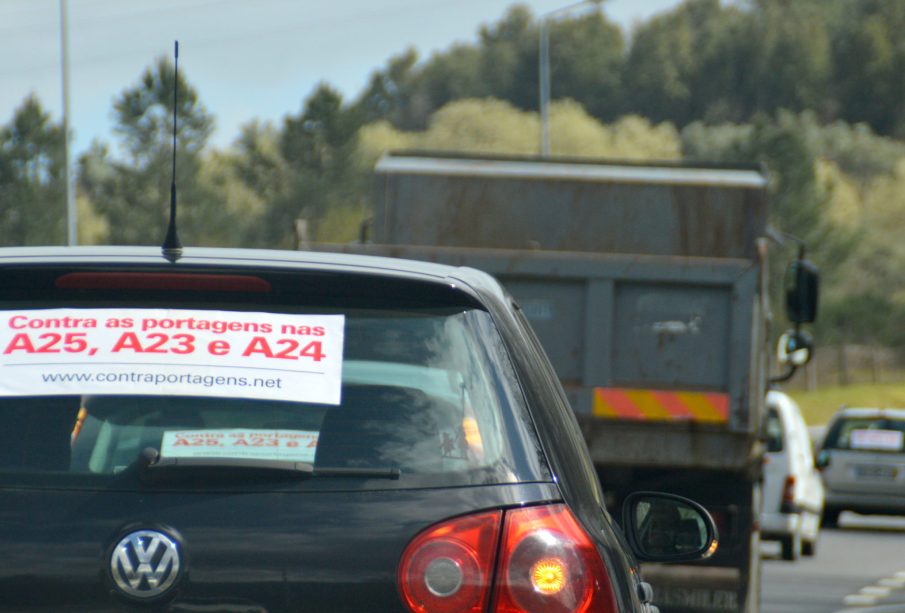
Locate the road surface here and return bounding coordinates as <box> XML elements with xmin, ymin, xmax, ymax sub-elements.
<box><xmin>762</xmin><ymin>512</ymin><xmax>905</xmax><ymax>613</ymax></box>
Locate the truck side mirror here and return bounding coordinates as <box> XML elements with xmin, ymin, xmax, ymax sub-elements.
<box><xmin>785</xmin><ymin>259</ymin><xmax>819</xmax><ymax>324</ymax></box>
<box><xmin>777</xmin><ymin>330</ymin><xmax>813</xmax><ymax>367</ymax></box>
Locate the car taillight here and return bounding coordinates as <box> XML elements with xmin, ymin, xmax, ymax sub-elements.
<box><xmin>398</xmin><ymin>510</ymin><xmax>502</xmax><ymax>613</ymax></box>
<box><xmin>55</xmin><ymin>272</ymin><xmax>272</xmax><ymax>292</ymax></box>
<box><xmin>780</xmin><ymin>475</ymin><xmax>796</xmax><ymax>512</ymax></box>
<box><xmin>493</xmin><ymin>505</ymin><xmax>617</xmax><ymax>613</ymax></box>
<box><xmin>398</xmin><ymin>505</ymin><xmax>617</xmax><ymax>613</ymax></box>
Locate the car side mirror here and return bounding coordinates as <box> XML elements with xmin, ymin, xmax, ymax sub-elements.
<box><xmin>815</xmin><ymin>449</ymin><xmax>830</xmax><ymax>470</ymax></box>
<box><xmin>785</xmin><ymin>259</ymin><xmax>819</xmax><ymax>324</ymax></box>
<box><xmin>777</xmin><ymin>330</ymin><xmax>813</xmax><ymax>367</ymax></box>
<box><xmin>621</xmin><ymin>492</ymin><xmax>719</xmax><ymax>563</ymax></box>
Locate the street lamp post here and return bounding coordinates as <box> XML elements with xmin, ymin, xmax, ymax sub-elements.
<box><xmin>60</xmin><ymin>0</ymin><xmax>77</xmax><ymax>245</ymax></box>
<box><xmin>539</xmin><ymin>0</ymin><xmax>603</xmax><ymax>157</ymax></box>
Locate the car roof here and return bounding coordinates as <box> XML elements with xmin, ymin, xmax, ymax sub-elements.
<box><xmin>0</xmin><ymin>245</ymin><xmax>459</xmax><ymax>277</ymax></box>
<box><xmin>0</xmin><ymin>245</ymin><xmax>511</xmax><ymax>302</ymax></box>
<box><xmin>831</xmin><ymin>407</ymin><xmax>905</xmax><ymax>420</ymax></box>
<box><xmin>766</xmin><ymin>390</ymin><xmax>801</xmax><ymax>413</ymax></box>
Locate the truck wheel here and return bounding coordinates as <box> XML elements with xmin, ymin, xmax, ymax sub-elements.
<box><xmin>821</xmin><ymin>508</ymin><xmax>840</xmax><ymax>528</ymax></box>
<box><xmin>802</xmin><ymin>539</ymin><xmax>816</xmax><ymax>556</ymax></box>
<box><xmin>780</xmin><ymin>531</ymin><xmax>801</xmax><ymax>561</ymax></box>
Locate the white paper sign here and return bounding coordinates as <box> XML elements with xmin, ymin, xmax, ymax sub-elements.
<box><xmin>851</xmin><ymin>429</ymin><xmax>903</xmax><ymax>451</ymax></box>
<box><xmin>0</xmin><ymin>308</ymin><xmax>345</xmax><ymax>404</ymax></box>
<box><xmin>162</xmin><ymin>429</ymin><xmax>319</xmax><ymax>462</ymax></box>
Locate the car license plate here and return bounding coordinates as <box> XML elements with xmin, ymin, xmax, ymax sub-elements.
<box><xmin>854</xmin><ymin>464</ymin><xmax>898</xmax><ymax>479</ymax></box>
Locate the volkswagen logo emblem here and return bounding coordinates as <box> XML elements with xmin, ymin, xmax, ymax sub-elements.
<box><xmin>109</xmin><ymin>529</ymin><xmax>183</xmax><ymax>599</ymax></box>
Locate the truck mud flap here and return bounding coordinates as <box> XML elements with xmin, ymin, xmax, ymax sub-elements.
<box><xmin>641</xmin><ymin>565</ymin><xmax>742</xmax><ymax>613</ymax></box>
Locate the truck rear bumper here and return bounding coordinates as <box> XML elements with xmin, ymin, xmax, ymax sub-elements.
<box><xmin>641</xmin><ymin>564</ymin><xmax>742</xmax><ymax>613</ymax></box>
<box><xmin>825</xmin><ymin>489</ymin><xmax>905</xmax><ymax>515</ymax></box>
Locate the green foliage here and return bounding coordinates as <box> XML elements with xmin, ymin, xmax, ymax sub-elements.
<box><xmin>545</xmin><ymin>9</ymin><xmax>624</xmax><ymax>121</ymax></box>
<box><xmin>9</xmin><ymin>0</ymin><xmax>905</xmax><ymax>350</ymax></box>
<box><xmin>273</xmin><ymin>84</ymin><xmax>368</xmax><ymax>245</ymax></box>
<box><xmin>624</xmin><ymin>0</ymin><xmax>730</xmax><ymax>124</ymax></box>
<box><xmin>418</xmin><ymin>98</ymin><xmax>539</xmax><ymax>154</ymax></box>
<box><xmin>78</xmin><ymin>57</ymin><xmax>226</xmax><ymax>246</ymax></box>
<box><xmin>815</xmin><ymin>291</ymin><xmax>905</xmax><ymax>346</ymax></box>
<box><xmin>832</xmin><ymin>0</ymin><xmax>905</xmax><ymax>137</ymax></box>
<box><xmin>0</xmin><ymin>96</ymin><xmax>66</xmax><ymax>245</ymax></box>
<box><xmin>751</xmin><ymin>0</ymin><xmax>833</xmax><ymax>116</ymax></box>
<box><xmin>683</xmin><ymin>113</ymin><xmax>850</xmax><ymax>267</ymax></box>
<box><xmin>355</xmin><ymin>98</ymin><xmax>681</xmax><ymax>160</ymax></box>
<box><xmin>354</xmin><ymin>49</ymin><xmax>420</xmax><ymax>128</ymax></box>
<box><xmin>345</xmin><ymin>0</ymin><xmax>905</xmax><ymax>142</ymax></box>
<box><xmin>788</xmin><ymin>381</ymin><xmax>905</xmax><ymax>426</ymax></box>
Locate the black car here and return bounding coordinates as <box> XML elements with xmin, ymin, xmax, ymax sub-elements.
<box><xmin>0</xmin><ymin>246</ymin><xmax>715</xmax><ymax>612</ymax></box>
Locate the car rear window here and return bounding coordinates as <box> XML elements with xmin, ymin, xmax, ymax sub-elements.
<box><xmin>764</xmin><ymin>407</ymin><xmax>784</xmax><ymax>452</ymax></box>
<box><xmin>823</xmin><ymin>416</ymin><xmax>905</xmax><ymax>452</ymax></box>
<box><xmin>0</xmin><ymin>267</ymin><xmax>549</xmax><ymax>491</ymax></box>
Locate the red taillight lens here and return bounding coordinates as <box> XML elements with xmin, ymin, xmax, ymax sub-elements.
<box><xmin>398</xmin><ymin>510</ymin><xmax>502</xmax><ymax>613</ymax></box>
<box><xmin>55</xmin><ymin>272</ymin><xmax>272</xmax><ymax>292</ymax></box>
<box><xmin>398</xmin><ymin>505</ymin><xmax>618</xmax><ymax>613</ymax></box>
<box><xmin>780</xmin><ymin>475</ymin><xmax>797</xmax><ymax>513</ymax></box>
<box><xmin>782</xmin><ymin>475</ymin><xmax>796</xmax><ymax>504</ymax></box>
<box><xmin>493</xmin><ymin>505</ymin><xmax>617</xmax><ymax>613</ymax></box>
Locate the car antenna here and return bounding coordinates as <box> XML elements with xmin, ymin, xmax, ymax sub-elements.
<box><xmin>162</xmin><ymin>40</ymin><xmax>182</xmax><ymax>263</ymax></box>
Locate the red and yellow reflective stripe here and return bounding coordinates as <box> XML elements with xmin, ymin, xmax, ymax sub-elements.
<box><xmin>592</xmin><ymin>387</ymin><xmax>729</xmax><ymax>423</ymax></box>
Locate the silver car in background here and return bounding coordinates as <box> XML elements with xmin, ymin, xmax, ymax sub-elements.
<box><xmin>816</xmin><ymin>407</ymin><xmax>905</xmax><ymax>527</ymax></box>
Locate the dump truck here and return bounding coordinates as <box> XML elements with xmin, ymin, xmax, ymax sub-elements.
<box><xmin>319</xmin><ymin>151</ymin><xmax>817</xmax><ymax>613</ymax></box>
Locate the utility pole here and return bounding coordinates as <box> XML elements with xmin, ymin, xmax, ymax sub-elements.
<box><xmin>539</xmin><ymin>0</ymin><xmax>603</xmax><ymax>157</ymax></box>
<box><xmin>60</xmin><ymin>0</ymin><xmax>77</xmax><ymax>245</ymax></box>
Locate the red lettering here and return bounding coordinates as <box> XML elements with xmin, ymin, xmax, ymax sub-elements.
<box><xmin>35</xmin><ymin>333</ymin><xmax>62</xmax><ymax>353</ymax></box>
<box><xmin>242</xmin><ymin>336</ymin><xmax>274</xmax><ymax>358</ymax></box>
<box><xmin>208</xmin><ymin>340</ymin><xmax>230</xmax><ymax>355</ymax></box>
<box><xmin>144</xmin><ymin>333</ymin><xmax>169</xmax><ymax>353</ymax></box>
<box><xmin>274</xmin><ymin>339</ymin><xmax>300</xmax><ymax>360</ymax></box>
<box><xmin>3</xmin><ymin>333</ymin><xmax>35</xmax><ymax>354</ymax></box>
<box><xmin>300</xmin><ymin>340</ymin><xmax>325</xmax><ymax>362</ymax></box>
<box><xmin>171</xmin><ymin>334</ymin><xmax>195</xmax><ymax>355</ymax></box>
<box><xmin>63</xmin><ymin>333</ymin><xmax>88</xmax><ymax>353</ymax></box>
<box><xmin>111</xmin><ymin>332</ymin><xmax>144</xmax><ymax>353</ymax></box>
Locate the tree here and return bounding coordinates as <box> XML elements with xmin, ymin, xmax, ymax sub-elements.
<box><xmin>354</xmin><ymin>49</ymin><xmax>421</xmax><ymax>128</ymax></box>
<box><xmin>624</xmin><ymin>0</ymin><xmax>733</xmax><ymax>125</ymax></box>
<box><xmin>272</xmin><ymin>84</ymin><xmax>368</xmax><ymax>244</ymax></box>
<box><xmin>749</xmin><ymin>0</ymin><xmax>833</xmax><ymax>117</ymax></box>
<box><xmin>0</xmin><ymin>95</ymin><xmax>66</xmax><ymax>245</ymax></box>
<box><xmin>832</xmin><ymin>1</ymin><xmax>905</xmax><ymax>137</ymax></box>
<box><xmin>545</xmin><ymin>9</ymin><xmax>625</xmax><ymax>121</ymax></box>
<box><xmin>78</xmin><ymin>57</ymin><xmax>226</xmax><ymax>246</ymax></box>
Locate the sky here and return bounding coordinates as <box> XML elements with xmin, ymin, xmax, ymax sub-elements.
<box><xmin>0</xmin><ymin>0</ymin><xmax>683</xmax><ymax>156</ymax></box>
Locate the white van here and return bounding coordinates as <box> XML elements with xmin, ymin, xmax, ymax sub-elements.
<box><xmin>761</xmin><ymin>390</ymin><xmax>825</xmax><ymax>560</ymax></box>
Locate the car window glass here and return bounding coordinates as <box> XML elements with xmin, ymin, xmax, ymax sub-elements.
<box><xmin>764</xmin><ymin>407</ymin><xmax>784</xmax><ymax>453</ymax></box>
<box><xmin>0</xmin><ymin>306</ymin><xmax>545</xmax><ymax>490</ymax></box>
<box><xmin>824</xmin><ymin>417</ymin><xmax>905</xmax><ymax>452</ymax></box>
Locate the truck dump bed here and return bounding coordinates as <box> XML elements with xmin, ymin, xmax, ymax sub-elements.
<box><xmin>331</xmin><ymin>152</ymin><xmax>771</xmax><ymax>471</ymax></box>
<box><xmin>373</xmin><ymin>153</ymin><xmax>767</xmax><ymax>258</ymax></box>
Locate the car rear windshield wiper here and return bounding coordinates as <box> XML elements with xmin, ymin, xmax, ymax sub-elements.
<box><xmin>135</xmin><ymin>448</ymin><xmax>400</xmax><ymax>482</ymax></box>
